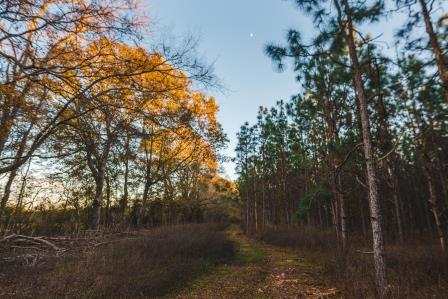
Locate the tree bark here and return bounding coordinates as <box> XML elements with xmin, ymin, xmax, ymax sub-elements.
<box><xmin>0</xmin><ymin>169</ymin><xmax>18</xmax><ymax>219</ymax></box>
<box><xmin>105</xmin><ymin>173</ymin><xmax>111</xmax><ymax>227</ymax></box>
<box><xmin>391</xmin><ymin>168</ymin><xmax>404</xmax><ymax>243</ymax></box>
<box><xmin>418</xmin><ymin>0</ymin><xmax>448</xmax><ymax>103</ymax></box>
<box><xmin>369</xmin><ymin>49</ymin><xmax>404</xmax><ymax>243</ymax></box>
<box><xmin>422</xmin><ymin>155</ymin><xmax>448</xmax><ymax>251</ymax></box>
<box><xmin>120</xmin><ymin>135</ymin><xmax>130</xmax><ymax>215</ymax></box>
<box><xmin>0</xmin><ymin>124</ymin><xmax>33</xmax><ymax>218</ymax></box>
<box><xmin>141</xmin><ymin>131</ymin><xmax>155</xmax><ymax>224</ymax></box>
<box><xmin>338</xmin><ymin>176</ymin><xmax>348</xmax><ymax>251</ymax></box>
<box><xmin>87</xmin><ymin>144</ymin><xmax>110</xmax><ymax>230</ymax></box>
<box><xmin>254</xmin><ymin>173</ymin><xmax>258</xmax><ymax>232</ymax></box>
<box><xmin>91</xmin><ymin>171</ymin><xmax>105</xmax><ymax>230</ymax></box>
<box><xmin>338</xmin><ymin>0</ymin><xmax>388</xmax><ymax>295</ymax></box>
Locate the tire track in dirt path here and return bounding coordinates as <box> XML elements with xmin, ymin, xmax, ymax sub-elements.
<box><xmin>170</xmin><ymin>226</ymin><xmax>339</xmax><ymax>299</ymax></box>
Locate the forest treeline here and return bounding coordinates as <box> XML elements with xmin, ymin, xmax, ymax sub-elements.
<box><xmin>235</xmin><ymin>0</ymin><xmax>448</xmax><ymax>297</ymax></box>
<box><xmin>0</xmin><ymin>0</ymin><xmax>235</xmax><ymax>234</ymax></box>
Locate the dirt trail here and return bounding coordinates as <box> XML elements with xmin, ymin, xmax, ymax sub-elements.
<box><xmin>171</xmin><ymin>226</ymin><xmax>339</xmax><ymax>299</ymax></box>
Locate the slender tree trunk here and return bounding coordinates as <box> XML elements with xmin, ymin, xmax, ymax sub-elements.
<box><xmin>434</xmin><ymin>146</ymin><xmax>448</xmax><ymax>210</ymax></box>
<box><xmin>418</xmin><ymin>0</ymin><xmax>448</xmax><ymax>103</ymax></box>
<box><xmin>421</xmin><ymin>182</ymin><xmax>433</xmax><ymax>231</ymax></box>
<box><xmin>244</xmin><ymin>159</ymin><xmax>250</xmax><ymax>233</ymax></box>
<box><xmin>437</xmin><ymin>164</ymin><xmax>448</xmax><ymax>211</ymax></box>
<box><xmin>393</xmin><ymin>192</ymin><xmax>404</xmax><ymax>242</ymax></box>
<box><xmin>0</xmin><ymin>169</ymin><xmax>18</xmax><ymax>219</ymax></box>
<box><xmin>391</xmin><ymin>170</ymin><xmax>404</xmax><ymax>243</ymax></box>
<box><xmin>331</xmin><ymin>198</ymin><xmax>341</xmax><ymax>245</ymax></box>
<box><xmin>254</xmin><ymin>193</ymin><xmax>258</xmax><ymax>232</ymax></box>
<box><xmin>121</xmin><ymin>135</ymin><xmax>130</xmax><ymax>215</ymax></box>
<box><xmin>370</xmin><ymin>49</ymin><xmax>404</xmax><ymax>243</ymax></box>
<box><xmin>9</xmin><ymin>162</ymin><xmax>31</xmax><ymax>233</ymax></box>
<box><xmin>422</xmin><ymin>157</ymin><xmax>448</xmax><ymax>250</ymax></box>
<box><xmin>141</xmin><ymin>133</ymin><xmax>155</xmax><ymax>224</ymax></box>
<box><xmin>0</xmin><ymin>112</ymin><xmax>12</xmax><ymax>156</ymax></box>
<box><xmin>142</xmin><ymin>180</ymin><xmax>150</xmax><ymax>221</ymax></box>
<box><xmin>246</xmin><ymin>197</ymin><xmax>249</xmax><ymax>233</ymax></box>
<box><xmin>92</xmin><ymin>170</ymin><xmax>105</xmax><ymax>230</ymax></box>
<box><xmin>105</xmin><ymin>173</ymin><xmax>111</xmax><ymax>227</ymax></box>
<box><xmin>0</xmin><ymin>124</ymin><xmax>33</xmax><ymax>219</ymax></box>
<box><xmin>338</xmin><ymin>177</ymin><xmax>348</xmax><ymax>251</ymax></box>
<box><xmin>262</xmin><ymin>176</ymin><xmax>266</xmax><ymax>230</ymax></box>
<box><xmin>280</xmin><ymin>144</ymin><xmax>289</xmax><ymax>227</ymax></box>
<box><xmin>359</xmin><ymin>196</ymin><xmax>367</xmax><ymax>236</ymax></box>
<box><xmin>339</xmin><ymin>1</ymin><xmax>388</xmax><ymax>294</ymax></box>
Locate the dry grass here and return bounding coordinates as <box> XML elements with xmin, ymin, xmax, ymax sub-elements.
<box><xmin>257</xmin><ymin>227</ymin><xmax>448</xmax><ymax>298</ymax></box>
<box><xmin>0</xmin><ymin>223</ymin><xmax>236</xmax><ymax>298</ymax></box>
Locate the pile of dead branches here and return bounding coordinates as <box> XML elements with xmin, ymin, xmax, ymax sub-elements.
<box><xmin>0</xmin><ymin>234</ymin><xmax>69</xmax><ymax>267</ymax></box>
<box><xmin>0</xmin><ymin>231</ymin><xmax>141</xmax><ymax>267</ymax></box>
<box><xmin>1</xmin><ymin>234</ymin><xmax>63</xmax><ymax>252</ymax></box>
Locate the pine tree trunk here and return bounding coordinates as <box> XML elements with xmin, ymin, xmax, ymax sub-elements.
<box><xmin>434</xmin><ymin>147</ymin><xmax>448</xmax><ymax>210</ymax></box>
<box><xmin>262</xmin><ymin>177</ymin><xmax>266</xmax><ymax>230</ymax></box>
<box><xmin>392</xmin><ymin>172</ymin><xmax>404</xmax><ymax>243</ymax></box>
<box><xmin>339</xmin><ymin>183</ymin><xmax>348</xmax><ymax>251</ymax></box>
<box><xmin>254</xmin><ymin>172</ymin><xmax>258</xmax><ymax>232</ymax></box>
<box><xmin>359</xmin><ymin>196</ymin><xmax>367</xmax><ymax>236</ymax></box>
<box><xmin>331</xmin><ymin>198</ymin><xmax>341</xmax><ymax>245</ymax></box>
<box><xmin>246</xmin><ymin>194</ymin><xmax>249</xmax><ymax>234</ymax></box>
<box><xmin>418</xmin><ymin>0</ymin><xmax>448</xmax><ymax>103</ymax></box>
<box><xmin>371</xmin><ymin>50</ymin><xmax>404</xmax><ymax>243</ymax></box>
<box><xmin>254</xmin><ymin>195</ymin><xmax>258</xmax><ymax>232</ymax></box>
<box><xmin>340</xmin><ymin>2</ymin><xmax>388</xmax><ymax>294</ymax></box>
<box><xmin>422</xmin><ymin>157</ymin><xmax>448</xmax><ymax>250</ymax></box>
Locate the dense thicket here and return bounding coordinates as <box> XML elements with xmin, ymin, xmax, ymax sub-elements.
<box><xmin>235</xmin><ymin>0</ymin><xmax>448</xmax><ymax>296</ymax></box>
<box><xmin>0</xmin><ymin>0</ymin><xmax>233</xmax><ymax>233</ymax></box>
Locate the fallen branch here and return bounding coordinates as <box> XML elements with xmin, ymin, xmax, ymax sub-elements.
<box><xmin>93</xmin><ymin>237</ymin><xmax>143</xmax><ymax>247</ymax></box>
<box><xmin>1</xmin><ymin>234</ymin><xmax>61</xmax><ymax>251</ymax></box>
<box><xmin>44</xmin><ymin>237</ymin><xmax>86</xmax><ymax>241</ymax></box>
<box><xmin>10</xmin><ymin>245</ymin><xmax>43</xmax><ymax>251</ymax></box>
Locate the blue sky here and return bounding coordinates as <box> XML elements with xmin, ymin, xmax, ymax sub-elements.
<box><xmin>147</xmin><ymin>0</ymin><xmax>310</xmax><ymax>179</ymax></box>
<box><xmin>145</xmin><ymin>0</ymin><xmax>442</xmax><ymax>179</ymax></box>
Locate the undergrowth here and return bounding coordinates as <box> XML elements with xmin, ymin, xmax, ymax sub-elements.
<box><xmin>0</xmin><ymin>223</ymin><xmax>236</xmax><ymax>298</ymax></box>
<box><xmin>257</xmin><ymin>226</ymin><xmax>448</xmax><ymax>298</ymax></box>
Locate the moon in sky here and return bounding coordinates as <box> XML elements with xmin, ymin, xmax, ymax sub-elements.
<box><xmin>250</xmin><ymin>33</ymin><xmax>254</xmax><ymax>38</ymax></box>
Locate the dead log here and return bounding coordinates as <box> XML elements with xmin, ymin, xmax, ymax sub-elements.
<box><xmin>1</xmin><ymin>234</ymin><xmax>61</xmax><ymax>251</ymax></box>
